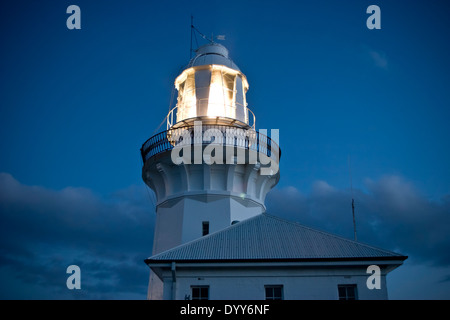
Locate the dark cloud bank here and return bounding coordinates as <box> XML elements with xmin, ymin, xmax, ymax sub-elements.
<box><xmin>266</xmin><ymin>176</ymin><xmax>450</xmax><ymax>267</ymax></box>
<box><xmin>0</xmin><ymin>172</ymin><xmax>155</xmax><ymax>299</ymax></box>
<box><xmin>1</xmin><ymin>172</ymin><xmax>449</xmax><ymax>299</ymax></box>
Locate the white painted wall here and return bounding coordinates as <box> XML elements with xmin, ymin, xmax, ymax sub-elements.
<box><xmin>157</xmin><ymin>264</ymin><xmax>391</xmax><ymax>300</ymax></box>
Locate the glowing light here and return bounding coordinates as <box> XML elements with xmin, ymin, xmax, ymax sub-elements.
<box><xmin>175</xmin><ymin>70</ymin><xmax>197</xmax><ymax>122</ymax></box>
<box><xmin>208</xmin><ymin>67</ymin><xmax>227</xmax><ymax>118</ymax></box>
<box><xmin>173</xmin><ymin>65</ymin><xmax>250</xmax><ymax>125</ymax></box>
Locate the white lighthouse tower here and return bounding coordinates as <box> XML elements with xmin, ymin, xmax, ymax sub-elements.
<box><xmin>141</xmin><ymin>42</ymin><xmax>280</xmax><ymax>299</ymax></box>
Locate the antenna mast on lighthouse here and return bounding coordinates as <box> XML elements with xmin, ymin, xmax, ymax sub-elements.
<box><xmin>190</xmin><ymin>16</ymin><xmax>226</xmax><ymax>60</ymax></box>
<box><xmin>348</xmin><ymin>155</ymin><xmax>357</xmax><ymax>241</ymax></box>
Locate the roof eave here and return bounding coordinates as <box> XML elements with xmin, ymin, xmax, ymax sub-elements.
<box><xmin>145</xmin><ymin>255</ymin><xmax>408</xmax><ymax>268</ymax></box>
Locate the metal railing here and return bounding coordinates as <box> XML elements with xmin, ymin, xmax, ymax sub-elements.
<box><xmin>141</xmin><ymin>124</ymin><xmax>279</xmax><ymax>164</ymax></box>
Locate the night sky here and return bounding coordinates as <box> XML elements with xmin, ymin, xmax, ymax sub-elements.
<box><xmin>1</xmin><ymin>0</ymin><xmax>449</xmax><ymax>299</ymax></box>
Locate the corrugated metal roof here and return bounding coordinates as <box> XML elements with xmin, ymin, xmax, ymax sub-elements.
<box><xmin>146</xmin><ymin>213</ymin><xmax>406</xmax><ymax>262</ymax></box>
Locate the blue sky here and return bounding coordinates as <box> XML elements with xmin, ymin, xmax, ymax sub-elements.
<box><xmin>1</xmin><ymin>0</ymin><xmax>449</xmax><ymax>299</ymax></box>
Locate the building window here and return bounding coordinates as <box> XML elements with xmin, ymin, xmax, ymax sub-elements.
<box><xmin>265</xmin><ymin>285</ymin><xmax>283</xmax><ymax>300</ymax></box>
<box><xmin>202</xmin><ymin>221</ymin><xmax>209</xmax><ymax>236</ymax></box>
<box><xmin>338</xmin><ymin>285</ymin><xmax>358</xmax><ymax>300</ymax></box>
<box><xmin>192</xmin><ymin>286</ymin><xmax>209</xmax><ymax>300</ymax></box>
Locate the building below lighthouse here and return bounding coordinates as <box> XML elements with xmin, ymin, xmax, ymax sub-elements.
<box><xmin>141</xmin><ymin>41</ymin><xmax>406</xmax><ymax>300</ymax></box>
<box><xmin>146</xmin><ymin>213</ymin><xmax>406</xmax><ymax>300</ymax></box>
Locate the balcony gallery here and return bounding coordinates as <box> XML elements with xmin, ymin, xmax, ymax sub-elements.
<box><xmin>141</xmin><ymin>121</ymin><xmax>280</xmax><ymax>177</ymax></box>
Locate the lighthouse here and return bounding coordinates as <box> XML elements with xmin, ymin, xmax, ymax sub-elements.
<box><xmin>141</xmin><ymin>41</ymin><xmax>406</xmax><ymax>301</ymax></box>
<box><xmin>141</xmin><ymin>42</ymin><xmax>280</xmax><ymax>299</ymax></box>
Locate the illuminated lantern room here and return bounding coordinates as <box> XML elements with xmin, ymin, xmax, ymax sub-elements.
<box><xmin>167</xmin><ymin>43</ymin><xmax>254</xmax><ymax>129</ymax></box>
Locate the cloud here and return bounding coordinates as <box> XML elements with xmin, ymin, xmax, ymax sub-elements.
<box><xmin>266</xmin><ymin>175</ymin><xmax>450</xmax><ymax>267</ymax></box>
<box><xmin>359</xmin><ymin>44</ymin><xmax>389</xmax><ymax>70</ymax></box>
<box><xmin>0</xmin><ymin>173</ymin><xmax>155</xmax><ymax>299</ymax></box>
<box><xmin>2</xmin><ymin>172</ymin><xmax>449</xmax><ymax>299</ymax></box>
<box><xmin>368</xmin><ymin>49</ymin><xmax>388</xmax><ymax>69</ymax></box>
<box><xmin>361</xmin><ymin>175</ymin><xmax>450</xmax><ymax>265</ymax></box>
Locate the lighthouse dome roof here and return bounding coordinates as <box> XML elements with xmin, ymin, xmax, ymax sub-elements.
<box><xmin>187</xmin><ymin>43</ymin><xmax>241</xmax><ymax>71</ymax></box>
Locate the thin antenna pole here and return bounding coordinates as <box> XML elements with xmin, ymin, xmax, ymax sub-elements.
<box><xmin>348</xmin><ymin>155</ymin><xmax>357</xmax><ymax>241</ymax></box>
<box><xmin>352</xmin><ymin>198</ymin><xmax>357</xmax><ymax>241</ymax></box>
<box><xmin>190</xmin><ymin>15</ymin><xmax>193</xmax><ymax>59</ymax></box>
